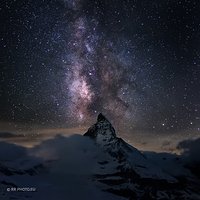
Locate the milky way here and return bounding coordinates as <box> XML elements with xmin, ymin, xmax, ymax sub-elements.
<box><xmin>1</xmin><ymin>0</ymin><xmax>200</xmax><ymax>134</ymax></box>
<box><xmin>61</xmin><ymin>0</ymin><xmax>139</xmax><ymax>124</ymax></box>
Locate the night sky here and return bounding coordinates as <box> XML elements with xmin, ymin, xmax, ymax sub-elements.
<box><xmin>1</xmin><ymin>0</ymin><xmax>200</xmax><ymax>136</ymax></box>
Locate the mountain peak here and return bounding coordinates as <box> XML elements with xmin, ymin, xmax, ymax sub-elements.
<box><xmin>97</xmin><ymin>113</ymin><xmax>109</xmax><ymax>123</ymax></box>
<box><xmin>84</xmin><ymin>113</ymin><xmax>116</xmax><ymax>141</ymax></box>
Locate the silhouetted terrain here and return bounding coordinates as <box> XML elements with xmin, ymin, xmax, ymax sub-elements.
<box><xmin>1</xmin><ymin>114</ymin><xmax>200</xmax><ymax>200</ymax></box>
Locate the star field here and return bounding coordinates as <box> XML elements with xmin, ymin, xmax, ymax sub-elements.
<box><xmin>1</xmin><ymin>0</ymin><xmax>200</xmax><ymax>134</ymax></box>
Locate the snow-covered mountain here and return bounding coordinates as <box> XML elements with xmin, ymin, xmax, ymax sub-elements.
<box><xmin>1</xmin><ymin>113</ymin><xmax>200</xmax><ymax>200</ymax></box>
<box><xmin>84</xmin><ymin>113</ymin><xmax>176</xmax><ymax>180</ymax></box>
<box><xmin>84</xmin><ymin>113</ymin><xmax>200</xmax><ymax>200</ymax></box>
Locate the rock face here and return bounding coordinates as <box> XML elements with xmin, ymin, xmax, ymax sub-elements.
<box><xmin>84</xmin><ymin>113</ymin><xmax>175</xmax><ymax>181</ymax></box>
<box><xmin>84</xmin><ymin>113</ymin><xmax>116</xmax><ymax>143</ymax></box>
<box><xmin>84</xmin><ymin>113</ymin><xmax>200</xmax><ymax>200</ymax></box>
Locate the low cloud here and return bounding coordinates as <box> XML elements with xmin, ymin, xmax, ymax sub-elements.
<box><xmin>0</xmin><ymin>141</ymin><xmax>27</xmax><ymax>161</ymax></box>
<box><xmin>177</xmin><ymin>137</ymin><xmax>200</xmax><ymax>163</ymax></box>
<box><xmin>0</xmin><ymin>135</ymin><xmax>120</xmax><ymax>200</ymax></box>
<box><xmin>176</xmin><ymin>137</ymin><xmax>200</xmax><ymax>178</ymax></box>
<box><xmin>31</xmin><ymin>134</ymin><xmax>101</xmax><ymax>174</ymax></box>
<box><xmin>162</xmin><ymin>140</ymin><xmax>171</xmax><ymax>147</ymax></box>
<box><xmin>0</xmin><ymin>132</ymin><xmax>20</xmax><ymax>138</ymax></box>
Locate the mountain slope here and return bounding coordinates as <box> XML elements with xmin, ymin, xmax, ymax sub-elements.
<box><xmin>0</xmin><ymin>114</ymin><xmax>200</xmax><ymax>200</ymax></box>
<box><xmin>84</xmin><ymin>113</ymin><xmax>200</xmax><ymax>200</ymax></box>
